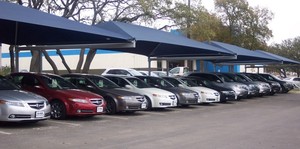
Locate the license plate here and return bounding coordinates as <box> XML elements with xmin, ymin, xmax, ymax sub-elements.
<box><xmin>97</xmin><ymin>106</ymin><xmax>103</xmax><ymax>112</ymax></box>
<box><xmin>35</xmin><ymin>111</ymin><xmax>45</xmax><ymax>118</ymax></box>
<box><xmin>141</xmin><ymin>103</ymin><xmax>147</xmax><ymax>109</ymax></box>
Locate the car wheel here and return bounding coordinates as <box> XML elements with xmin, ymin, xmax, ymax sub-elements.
<box><xmin>145</xmin><ymin>96</ymin><xmax>152</xmax><ymax>110</ymax></box>
<box><xmin>105</xmin><ymin>99</ymin><xmax>117</xmax><ymax>115</ymax></box>
<box><xmin>51</xmin><ymin>100</ymin><xmax>67</xmax><ymax>120</ymax></box>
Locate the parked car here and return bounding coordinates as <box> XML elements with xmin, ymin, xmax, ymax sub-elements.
<box><xmin>215</xmin><ymin>73</ymin><xmax>260</xmax><ymax>97</ymax></box>
<box><xmin>102</xmin><ymin>68</ymin><xmax>143</xmax><ymax>76</ymax></box>
<box><xmin>169</xmin><ymin>67</ymin><xmax>189</xmax><ymax>76</ymax></box>
<box><xmin>0</xmin><ymin>76</ymin><xmax>51</xmax><ymax>122</ymax></box>
<box><xmin>136</xmin><ymin>76</ymin><xmax>200</xmax><ymax>106</ymax></box>
<box><xmin>61</xmin><ymin>73</ymin><xmax>147</xmax><ymax>114</ymax></box>
<box><xmin>104</xmin><ymin>75</ymin><xmax>177</xmax><ymax>110</ymax></box>
<box><xmin>235</xmin><ymin>73</ymin><xmax>271</xmax><ymax>96</ymax></box>
<box><xmin>284</xmin><ymin>77</ymin><xmax>300</xmax><ymax>88</ymax></box>
<box><xmin>240</xmin><ymin>73</ymin><xmax>281</xmax><ymax>95</ymax></box>
<box><xmin>257</xmin><ymin>73</ymin><xmax>294</xmax><ymax>93</ymax></box>
<box><xmin>162</xmin><ymin>76</ymin><xmax>220</xmax><ymax>103</ymax></box>
<box><xmin>7</xmin><ymin>72</ymin><xmax>106</xmax><ymax>119</ymax></box>
<box><xmin>187</xmin><ymin>72</ymin><xmax>249</xmax><ymax>99</ymax></box>
<box><xmin>180</xmin><ymin>76</ymin><xmax>236</xmax><ymax>102</ymax></box>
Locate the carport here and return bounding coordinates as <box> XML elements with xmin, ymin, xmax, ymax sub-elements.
<box><xmin>0</xmin><ymin>1</ymin><xmax>135</xmax><ymax>72</ymax></box>
<box><xmin>255</xmin><ymin>50</ymin><xmax>300</xmax><ymax>65</ymax></box>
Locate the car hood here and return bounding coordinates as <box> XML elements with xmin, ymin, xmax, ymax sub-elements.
<box><xmin>56</xmin><ymin>89</ymin><xmax>102</xmax><ymax>99</ymax></box>
<box><xmin>190</xmin><ymin>86</ymin><xmax>218</xmax><ymax>93</ymax></box>
<box><xmin>0</xmin><ymin>90</ymin><xmax>47</xmax><ymax>102</ymax></box>
<box><xmin>101</xmin><ymin>88</ymin><xmax>143</xmax><ymax>96</ymax></box>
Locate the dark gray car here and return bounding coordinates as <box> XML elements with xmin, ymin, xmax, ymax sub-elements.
<box><xmin>62</xmin><ymin>74</ymin><xmax>147</xmax><ymax>114</ymax></box>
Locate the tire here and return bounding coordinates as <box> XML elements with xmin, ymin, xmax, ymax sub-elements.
<box><xmin>145</xmin><ymin>96</ymin><xmax>152</xmax><ymax>110</ymax></box>
<box><xmin>105</xmin><ymin>99</ymin><xmax>117</xmax><ymax>115</ymax></box>
<box><xmin>51</xmin><ymin>100</ymin><xmax>67</xmax><ymax>120</ymax></box>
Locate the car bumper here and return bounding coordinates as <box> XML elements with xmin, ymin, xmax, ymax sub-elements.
<box><xmin>121</xmin><ymin>101</ymin><xmax>147</xmax><ymax>111</ymax></box>
<box><xmin>201</xmin><ymin>94</ymin><xmax>220</xmax><ymax>103</ymax></box>
<box><xmin>0</xmin><ymin>105</ymin><xmax>51</xmax><ymax>122</ymax></box>
<box><xmin>68</xmin><ymin>103</ymin><xmax>106</xmax><ymax>116</ymax></box>
<box><xmin>151</xmin><ymin>97</ymin><xmax>177</xmax><ymax>108</ymax></box>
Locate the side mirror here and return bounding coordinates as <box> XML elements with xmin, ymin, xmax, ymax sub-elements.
<box><xmin>125</xmin><ymin>85</ymin><xmax>133</xmax><ymax>89</ymax></box>
<box><xmin>178</xmin><ymin>84</ymin><xmax>184</xmax><ymax>88</ymax></box>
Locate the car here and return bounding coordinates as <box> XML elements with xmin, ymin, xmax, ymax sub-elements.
<box><xmin>240</xmin><ymin>73</ymin><xmax>281</xmax><ymax>95</ymax></box>
<box><xmin>181</xmin><ymin>76</ymin><xmax>236</xmax><ymax>102</ymax></box>
<box><xmin>169</xmin><ymin>67</ymin><xmax>189</xmax><ymax>76</ymax></box>
<box><xmin>257</xmin><ymin>73</ymin><xmax>294</xmax><ymax>93</ymax></box>
<box><xmin>7</xmin><ymin>72</ymin><xmax>106</xmax><ymax>119</ymax></box>
<box><xmin>136</xmin><ymin>76</ymin><xmax>200</xmax><ymax>106</ymax></box>
<box><xmin>104</xmin><ymin>75</ymin><xmax>177</xmax><ymax>110</ymax></box>
<box><xmin>162</xmin><ymin>76</ymin><xmax>220</xmax><ymax>103</ymax></box>
<box><xmin>215</xmin><ymin>73</ymin><xmax>260</xmax><ymax>98</ymax></box>
<box><xmin>284</xmin><ymin>77</ymin><xmax>300</xmax><ymax>88</ymax></box>
<box><xmin>0</xmin><ymin>76</ymin><xmax>51</xmax><ymax>122</ymax></box>
<box><xmin>235</xmin><ymin>73</ymin><xmax>271</xmax><ymax>96</ymax></box>
<box><xmin>187</xmin><ymin>72</ymin><xmax>249</xmax><ymax>100</ymax></box>
<box><xmin>61</xmin><ymin>73</ymin><xmax>147</xmax><ymax>114</ymax></box>
<box><xmin>102</xmin><ymin>68</ymin><xmax>143</xmax><ymax>76</ymax></box>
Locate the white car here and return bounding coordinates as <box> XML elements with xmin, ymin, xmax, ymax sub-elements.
<box><xmin>284</xmin><ymin>77</ymin><xmax>300</xmax><ymax>88</ymax></box>
<box><xmin>163</xmin><ymin>77</ymin><xmax>220</xmax><ymax>103</ymax></box>
<box><xmin>102</xmin><ymin>68</ymin><xmax>143</xmax><ymax>76</ymax></box>
<box><xmin>103</xmin><ymin>75</ymin><xmax>177</xmax><ymax>109</ymax></box>
<box><xmin>169</xmin><ymin>67</ymin><xmax>189</xmax><ymax>76</ymax></box>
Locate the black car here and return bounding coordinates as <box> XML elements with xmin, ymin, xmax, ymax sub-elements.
<box><xmin>181</xmin><ymin>76</ymin><xmax>236</xmax><ymax>102</ymax></box>
<box><xmin>215</xmin><ymin>73</ymin><xmax>260</xmax><ymax>97</ymax></box>
<box><xmin>257</xmin><ymin>73</ymin><xmax>294</xmax><ymax>93</ymax></box>
<box><xmin>240</xmin><ymin>73</ymin><xmax>281</xmax><ymax>95</ymax></box>
<box><xmin>62</xmin><ymin>73</ymin><xmax>147</xmax><ymax>114</ymax></box>
<box><xmin>136</xmin><ymin>76</ymin><xmax>200</xmax><ymax>107</ymax></box>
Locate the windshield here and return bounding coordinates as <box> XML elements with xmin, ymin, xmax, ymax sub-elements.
<box><xmin>217</xmin><ymin>74</ymin><xmax>235</xmax><ymax>82</ymax></box>
<box><xmin>0</xmin><ymin>77</ymin><xmax>19</xmax><ymax>90</ymax></box>
<box><xmin>150</xmin><ymin>77</ymin><xmax>174</xmax><ymax>87</ymax></box>
<box><xmin>236</xmin><ymin>74</ymin><xmax>252</xmax><ymax>82</ymax></box>
<box><xmin>179</xmin><ymin>78</ymin><xmax>199</xmax><ymax>87</ymax></box>
<box><xmin>89</xmin><ymin>76</ymin><xmax>120</xmax><ymax>89</ymax></box>
<box><xmin>126</xmin><ymin>78</ymin><xmax>151</xmax><ymax>88</ymax></box>
<box><xmin>163</xmin><ymin>77</ymin><xmax>183</xmax><ymax>87</ymax></box>
<box><xmin>41</xmin><ymin>75</ymin><xmax>77</xmax><ymax>90</ymax></box>
<box><xmin>247</xmin><ymin>74</ymin><xmax>267</xmax><ymax>81</ymax></box>
<box><xmin>128</xmin><ymin>69</ymin><xmax>143</xmax><ymax>76</ymax></box>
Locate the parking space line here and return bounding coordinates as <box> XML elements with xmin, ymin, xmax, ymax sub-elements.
<box><xmin>139</xmin><ymin>111</ymin><xmax>167</xmax><ymax>116</ymax></box>
<box><xmin>0</xmin><ymin>130</ymin><xmax>12</xmax><ymax>135</ymax></box>
<box><xmin>47</xmin><ymin>120</ymin><xmax>81</xmax><ymax>127</ymax></box>
<box><xmin>101</xmin><ymin>115</ymin><xmax>129</xmax><ymax>120</ymax></box>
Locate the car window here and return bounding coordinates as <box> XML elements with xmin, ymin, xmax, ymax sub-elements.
<box><xmin>170</xmin><ymin>67</ymin><xmax>180</xmax><ymax>74</ymax></box>
<box><xmin>0</xmin><ymin>77</ymin><xmax>19</xmax><ymax>90</ymax></box>
<box><xmin>180</xmin><ymin>78</ymin><xmax>199</xmax><ymax>87</ymax></box>
<box><xmin>89</xmin><ymin>76</ymin><xmax>120</xmax><ymax>89</ymax></box>
<box><xmin>41</xmin><ymin>75</ymin><xmax>77</xmax><ymax>89</ymax></box>
<box><xmin>126</xmin><ymin>78</ymin><xmax>150</xmax><ymax>88</ymax></box>
<box><xmin>294</xmin><ymin>78</ymin><xmax>300</xmax><ymax>81</ymax></box>
<box><xmin>106</xmin><ymin>77</ymin><xmax>129</xmax><ymax>88</ymax></box>
<box><xmin>163</xmin><ymin>78</ymin><xmax>181</xmax><ymax>87</ymax></box>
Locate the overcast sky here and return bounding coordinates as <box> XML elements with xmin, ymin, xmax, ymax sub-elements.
<box><xmin>202</xmin><ymin>0</ymin><xmax>300</xmax><ymax>44</ymax></box>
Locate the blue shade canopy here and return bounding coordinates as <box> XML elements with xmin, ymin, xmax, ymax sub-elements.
<box><xmin>255</xmin><ymin>50</ymin><xmax>300</xmax><ymax>65</ymax></box>
<box><xmin>203</xmin><ymin>41</ymin><xmax>282</xmax><ymax>64</ymax></box>
<box><xmin>0</xmin><ymin>2</ymin><xmax>132</xmax><ymax>45</ymax></box>
<box><xmin>95</xmin><ymin>21</ymin><xmax>235</xmax><ymax>57</ymax></box>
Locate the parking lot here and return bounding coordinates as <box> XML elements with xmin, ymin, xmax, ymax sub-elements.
<box><xmin>1</xmin><ymin>91</ymin><xmax>300</xmax><ymax>149</ymax></box>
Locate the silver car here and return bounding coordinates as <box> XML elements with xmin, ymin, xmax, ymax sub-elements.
<box><xmin>0</xmin><ymin>76</ymin><xmax>50</xmax><ymax>122</ymax></box>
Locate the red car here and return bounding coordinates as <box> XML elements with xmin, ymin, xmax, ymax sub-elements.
<box><xmin>8</xmin><ymin>72</ymin><xmax>106</xmax><ymax>119</ymax></box>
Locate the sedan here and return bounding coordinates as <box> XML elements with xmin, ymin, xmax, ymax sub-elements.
<box><xmin>136</xmin><ymin>76</ymin><xmax>200</xmax><ymax>107</ymax></box>
<box><xmin>0</xmin><ymin>76</ymin><xmax>50</xmax><ymax>122</ymax></box>
<box><xmin>258</xmin><ymin>73</ymin><xmax>294</xmax><ymax>93</ymax></box>
<box><xmin>62</xmin><ymin>73</ymin><xmax>147</xmax><ymax>114</ymax></box>
<box><xmin>7</xmin><ymin>72</ymin><xmax>106</xmax><ymax>119</ymax></box>
<box><xmin>104</xmin><ymin>75</ymin><xmax>177</xmax><ymax>110</ymax></box>
<box><xmin>162</xmin><ymin>76</ymin><xmax>220</xmax><ymax>103</ymax></box>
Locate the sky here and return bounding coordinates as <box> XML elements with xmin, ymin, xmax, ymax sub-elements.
<box><xmin>201</xmin><ymin>0</ymin><xmax>300</xmax><ymax>44</ymax></box>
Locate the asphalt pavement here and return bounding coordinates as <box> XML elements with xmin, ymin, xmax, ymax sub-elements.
<box><xmin>1</xmin><ymin>91</ymin><xmax>300</xmax><ymax>149</ymax></box>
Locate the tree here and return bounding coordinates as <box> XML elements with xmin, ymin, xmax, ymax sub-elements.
<box><xmin>215</xmin><ymin>0</ymin><xmax>273</xmax><ymax>49</ymax></box>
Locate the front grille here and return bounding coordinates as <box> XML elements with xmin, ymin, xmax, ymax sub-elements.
<box><xmin>28</xmin><ymin>102</ymin><xmax>45</xmax><ymax>110</ymax></box>
<box><xmin>160</xmin><ymin>103</ymin><xmax>171</xmax><ymax>106</ymax></box>
<box><xmin>80</xmin><ymin>110</ymin><xmax>94</xmax><ymax>113</ymax></box>
<box><xmin>207</xmin><ymin>98</ymin><xmax>216</xmax><ymax>101</ymax></box>
<box><xmin>169</xmin><ymin>95</ymin><xmax>176</xmax><ymax>100</ymax></box>
<box><xmin>90</xmin><ymin>99</ymin><xmax>103</xmax><ymax>105</ymax></box>
<box><xmin>127</xmin><ymin>105</ymin><xmax>140</xmax><ymax>109</ymax></box>
<box><xmin>12</xmin><ymin>114</ymin><xmax>31</xmax><ymax>119</ymax></box>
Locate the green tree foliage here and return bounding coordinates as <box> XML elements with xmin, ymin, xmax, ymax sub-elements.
<box><xmin>215</xmin><ymin>0</ymin><xmax>273</xmax><ymax>49</ymax></box>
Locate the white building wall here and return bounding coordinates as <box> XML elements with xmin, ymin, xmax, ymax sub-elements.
<box><xmin>1</xmin><ymin>44</ymin><xmax>157</xmax><ymax>71</ymax></box>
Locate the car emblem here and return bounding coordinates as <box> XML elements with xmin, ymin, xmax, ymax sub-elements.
<box><xmin>36</xmin><ymin>103</ymin><xmax>40</xmax><ymax>108</ymax></box>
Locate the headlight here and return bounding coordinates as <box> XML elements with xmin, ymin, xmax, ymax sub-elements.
<box><xmin>180</xmin><ymin>92</ymin><xmax>194</xmax><ymax>98</ymax></box>
<box><xmin>69</xmin><ymin>98</ymin><xmax>88</xmax><ymax>103</ymax></box>
<box><xmin>152</xmin><ymin>94</ymin><xmax>167</xmax><ymax>98</ymax></box>
<box><xmin>0</xmin><ymin>100</ymin><xmax>24</xmax><ymax>107</ymax></box>
<box><xmin>117</xmin><ymin>96</ymin><xmax>133</xmax><ymax>101</ymax></box>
